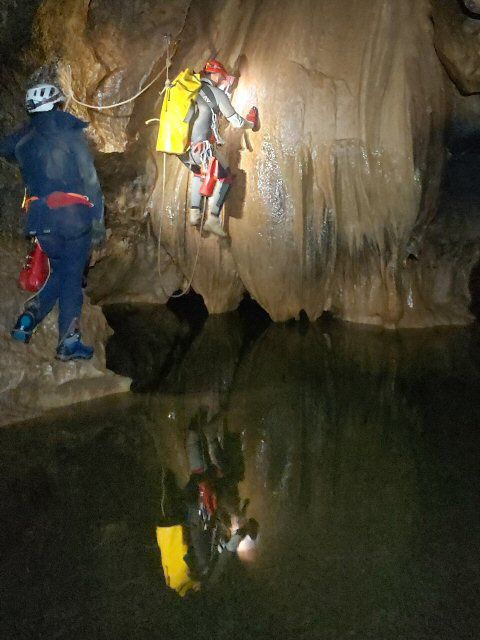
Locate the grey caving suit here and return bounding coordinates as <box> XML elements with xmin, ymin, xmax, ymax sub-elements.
<box><xmin>179</xmin><ymin>77</ymin><xmax>252</xmax><ymax>217</ymax></box>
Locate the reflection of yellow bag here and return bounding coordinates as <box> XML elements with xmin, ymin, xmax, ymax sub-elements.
<box><xmin>156</xmin><ymin>69</ymin><xmax>202</xmax><ymax>154</ymax></box>
<box><xmin>156</xmin><ymin>525</ymin><xmax>200</xmax><ymax>597</ymax></box>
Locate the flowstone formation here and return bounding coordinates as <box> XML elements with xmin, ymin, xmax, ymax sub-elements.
<box><xmin>152</xmin><ymin>0</ymin><xmax>451</xmax><ymax>326</ymax></box>
<box><xmin>41</xmin><ymin>0</ymin><xmax>476</xmax><ymax>327</ymax></box>
<box><xmin>0</xmin><ymin>0</ymin><xmax>479</xmax><ymax>355</ymax></box>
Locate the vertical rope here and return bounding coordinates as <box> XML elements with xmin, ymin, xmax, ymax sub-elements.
<box><xmin>157</xmin><ymin>35</ymin><xmax>172</xmax><ymax>280</ymax></box>
<box><xmin>154</xmin><ymin>35</ymin><xmax>208</xmax><ymax>300</ymax></box>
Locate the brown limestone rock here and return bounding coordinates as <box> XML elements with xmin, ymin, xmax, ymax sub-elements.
<box><xmin>150</xmin><ymin>0</ymin><xmax>448</xmax><ymax>324</ymax></box>
<box><xmin>24</xmin><ymin>0</ymin><xmax>477</xmax><ymax>327</ymax></box>
<box><xmin>33</xmin><ymin>0</ymin><xmax>190</xmax><ymax>151</ymax></box>
<box><xmin>433</xmin><ymin>0</ymin><xmax>480</xmax><ymax>94</ymax></box>
<box><xmin>464</xmin><ymin>0</ymin><xmax>480</xmax><ymax>14</ymax></box>
<box><xmin>86</xmin><ymin>227</ymin><xmax>182</xmax><ymax>305</ymax></box>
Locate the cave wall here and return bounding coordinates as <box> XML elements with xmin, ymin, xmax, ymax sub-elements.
<box><xmin>0</xmin><ymin>0</ymin><xmax>42</xmax><ymax>235</ymax></box>
<box><xmin>0</xmin><ymin>239</ymin><xmax>131</xmax><ymax>427</ymax></box>
<box><xmin>0</xmin><ymin>2</ymin><xmax>136</xmax><ymax>424</ymax></box>
<box><xmin>1</xmin><ymin>0</ymin><xmax>480</xmax><ymax>327</ymax></box>
<box><xmin>147</xmin><ymin>0</ymin><xmax>455</xmax><ymax>325</ymax></box>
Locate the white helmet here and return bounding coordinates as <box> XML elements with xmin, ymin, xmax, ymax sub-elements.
<box><xmin>25</xmin><ymin>83</ymin><xmax>65</xmax><ymax>113</ymax></box>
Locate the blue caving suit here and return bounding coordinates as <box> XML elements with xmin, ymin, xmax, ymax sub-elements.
<box><xmin>0</xmin><ymin>110</ymin><xmax>104</xmax><ymax>340</ymax></box>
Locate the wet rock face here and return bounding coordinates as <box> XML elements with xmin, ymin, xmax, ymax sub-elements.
<box><xmin>1</xmin><ymin>0</ymin><xmax>479</xmax><ymax>327</ymax></box>
<box><xmin>151</xmin><ymin>0</ymin><xmax>453</xmax><ymax>325</ymax></box>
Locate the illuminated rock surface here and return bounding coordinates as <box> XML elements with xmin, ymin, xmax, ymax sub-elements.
<box><xmin>6</xmin><ymin>0</ymin><xmax>474</xmax><ymax>327</ymax></box>
<box><xmin>1</xmin><ymin>0</ymin><xmax>480</xmax><ymax>424</ymax></box>
<box><xmin>149</xmin><ymin>0</ymin><xmax>450</xmax><ymax>325</ymax></box>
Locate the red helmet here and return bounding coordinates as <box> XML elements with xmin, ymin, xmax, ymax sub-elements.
<box><xmin>203</xmin><ymin>58</ymin><xmax>228</xmax><ymax>77</ymax></box>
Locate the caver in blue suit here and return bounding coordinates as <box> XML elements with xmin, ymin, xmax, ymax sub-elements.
<box><xmin>0</xmin><ymin>105</ymin><xmax>105</xmax><ymax>360</ymax></box>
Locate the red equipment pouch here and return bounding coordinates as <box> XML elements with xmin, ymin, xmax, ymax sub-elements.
<box><xmin>46</xmin><ymin>192</ymin><xmax>94</xmax><ymax>209</ymax></box>
<box><xmin>246</xmin><ymin>106</ymin><xmax>260</xmax><ymax>132</ymax></box>
<box><xmin>198</xmin><ymin>480</ymin><xmax>218</xmax><ymax>517</ymax></box>
<box><xmin>19</xmin><ymin>240</ymin><xmax>49</xmax><ymax>293</ymax></box>
<box><xmin>200</xmin><ymin>157</ymin><xmax>219</xmax><ymax>197</ymax></box>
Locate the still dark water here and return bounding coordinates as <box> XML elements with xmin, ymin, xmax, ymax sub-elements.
<box><xmin>1</xmin><ymin>308</ymin><xmax>479</xmax><ymax>639</ymax></box>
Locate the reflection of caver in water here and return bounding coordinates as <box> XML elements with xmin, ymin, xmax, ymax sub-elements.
<box><xmin>179</xmin><ymin>59</ymin><xmax>259</xmax><ymax>238</ymax></box>
<box><xmin>156</xmin><ymin>413</ymin><xmax>258</xmax><ymax>596</ymax></box>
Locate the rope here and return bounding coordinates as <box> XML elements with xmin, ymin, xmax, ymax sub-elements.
<box><xmin>170</xmin><ymin>201</ymin><xmax>205</xmax><ymax>298</ymax></box>
<box><xmin>155</xmin><ymin>35</ymin><xmax>203</xmax><ymax>300</ymax></box>
<box><xmin>155</xmin><ymin>36</ymin><xmax>170</xmax><ymax>288</ymax></box>
<box><xmin>63</xmin><ymin>37</ymin><xmax>175</xmax><ymax>111</ymax></box>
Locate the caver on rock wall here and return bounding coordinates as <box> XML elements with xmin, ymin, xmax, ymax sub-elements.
<box><xmin>148</xmin><ymin>0</ymin><xmax>457</xmax><ymax>326</ymax></box>
<box><xmin>2</xmin><ymin>0</ymin><xmax>479</xmax><ymax>341</ymax></box>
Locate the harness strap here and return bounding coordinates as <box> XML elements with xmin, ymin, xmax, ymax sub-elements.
<box><xmin>23</xmin><ymin>191</ymin><xmax>94</xmax><ymax>212</ymax></box>
<box><xmin>46</xmin><ymin>192</ymin><xmax>94</xmax><ymax>209</ymax></box>
<box><xmin>199</xmin><ymin>84</ymin><xmax>225</xmax><ymax>145</ymax></box>
<box><xmin>23</xmin><ymin>196</ymin><xmax>39</xmax><ymax>212</ymax></box>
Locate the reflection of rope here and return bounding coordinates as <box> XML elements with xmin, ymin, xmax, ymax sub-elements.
<box><xmin>160</xmin><ymin>465</ymin><xmax>166</xmax><ymax>519</ymax></box>
<box><xmin>62</xmin><ymin>38</ymin><xmax>175</xmax><ymax>111</ymax></box>
<box><xmin>157</xmin><ymin>150</ymin><xmax>167</xmax><ymax>279</ymax></box>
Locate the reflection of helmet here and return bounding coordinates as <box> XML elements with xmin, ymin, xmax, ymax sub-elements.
<box><xmin>203</xmin><ymin>59</ymin><xmax>228</xmax><ymax>77</ymax></box>
<box><xmin>25</xmin><ymin>84</ymin><xmax>65</xmax><ymax>113</ymax></box>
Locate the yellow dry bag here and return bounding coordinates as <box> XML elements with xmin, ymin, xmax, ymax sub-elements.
<box><xmin>156</xmin><ymin>525</ymin><xmax>200</xmax><ymax>597</ymax></box>
<box><xmin>156</xmin><ymin>69</ymin><xmax>202</xmax><ymax>155</ymax></box>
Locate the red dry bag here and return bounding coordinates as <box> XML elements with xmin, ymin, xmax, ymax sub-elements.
<box><xmin>19</xmin><ymin>240</ymin><xmax>49</xmax><ymax>293</ymax></box>
<box><xmin>200</xmin><ymin>157</ymin><xmax>219</xmax><ymax>197</ymax></box>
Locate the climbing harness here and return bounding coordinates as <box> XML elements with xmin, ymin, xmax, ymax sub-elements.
<box><xmin>24</xmin><ymin>192</ymin><xmax>94</xmax><ymax>211</ymax></box>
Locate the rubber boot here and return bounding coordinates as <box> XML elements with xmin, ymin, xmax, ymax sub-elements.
<box><xmin>56</xmin><ymin>331</ymin><xmax>94</xmax><ymax>361</ymax></box>
<box><xmin>11</xmin><ymin>311</ymin><xmax>37</xmax><ymax>343</ymax></box>
<box><xmin>189</xmin><ymin>207</ymin><xmax>202</xmax><ymax>226</ymax></box>
<box><xmin>203</xmin><ymin>213</ymin><xmax>227</xmax><ymax>238</ymax></box>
